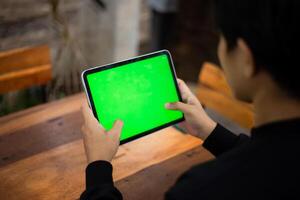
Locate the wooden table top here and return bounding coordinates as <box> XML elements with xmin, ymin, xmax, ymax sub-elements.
<box><xmin>0</xmin><ymin>93</ymin><xmax>213</xmax><ymax>200</ymax></box>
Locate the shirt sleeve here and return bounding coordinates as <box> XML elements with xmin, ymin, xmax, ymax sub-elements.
<box><xmin>80</xmin><ymin>160</ymin><xmax>122</xmax><ymax>200</ymax></box>
<box><xmin>202</xmin><ymin>124</ymin><xmax>250</xmax><ymax>156</ymax></box>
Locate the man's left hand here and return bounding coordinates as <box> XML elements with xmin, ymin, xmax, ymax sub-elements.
<box><xmin>81</xmin><ymin>103</ymin><xmax>124</xmax><ymax>163</ymax></box>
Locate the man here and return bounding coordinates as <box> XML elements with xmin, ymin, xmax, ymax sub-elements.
<box><xmin>80</xmin><ymin>0</ymin><xmax>300</xmax><ymax>199</ymax></box>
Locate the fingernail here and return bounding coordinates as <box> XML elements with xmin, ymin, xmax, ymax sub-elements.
<box><xmin>165</xmin><ymin>103</ymin><xmax>171</xmax><ymax>108</ymax></box>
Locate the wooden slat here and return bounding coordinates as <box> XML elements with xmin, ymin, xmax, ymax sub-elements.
<box><xmin>199</xmin><ymin>62</ymin><xmax>233</xmax><ymax>97</ymax></box>
<box><xmin>116</xmin><ymin>146</ymin><xmax>213</xmax><ymax>200</ymax></box>
<box><xmin>0</xmin><ymin>64</ymin><xmax>52</xmax><ymax>93</ymax></box>
<box><xmin>0</xmin><ymin>45</ymin><xmax>51</xmax><ymax>74</ymax></box>
<box><xmin>0</xmin><ymin>93</ymin><xmax>85</xmax><ymax>136</ymax></box>
<box><xmin>197</xmin><ymin>85</ymin><xmax>254</xmax><ymax>129</ymax></box>
<box><xmin>0</xmin><ymin>110</ymin><xmax>83</xmax><ymax>167</ymax></box>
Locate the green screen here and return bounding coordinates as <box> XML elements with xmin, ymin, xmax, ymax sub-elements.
<box><xmin>86</xmin><ymin>54</ymin><xmax>183</xmax><ymax>142</ymax></box>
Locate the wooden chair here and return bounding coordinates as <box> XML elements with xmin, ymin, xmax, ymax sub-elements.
<box><xmin>0</xmin><ymin>45</ymin><xmax>52</xmax><ymax>94</ymax></box>
<box><xmin>196</xmin><ymin>62</ymin><xmax>254</xmax><ymax>129</ymax></box>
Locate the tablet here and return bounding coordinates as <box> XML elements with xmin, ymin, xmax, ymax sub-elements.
<box><xmin>81</xmin><ymin>50</ymin><xmax>184</xmax><ymax>144</ymax></box>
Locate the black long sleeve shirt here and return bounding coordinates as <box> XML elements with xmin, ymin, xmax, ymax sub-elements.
<box><xmin>80</xmin><ymin>118</ymin><xmax>300</xmax><ymax>199</ymax></box>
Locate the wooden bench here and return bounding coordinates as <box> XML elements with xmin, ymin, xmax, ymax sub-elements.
<box><xmin>0</xmin><ymin>45</ymin><xmax>52</xmax><ymax>94</ymax></box>
<box><xmin>196</xmin><ymin>62</ymin><xmax>254</xmax><ymax>129</ymax></box>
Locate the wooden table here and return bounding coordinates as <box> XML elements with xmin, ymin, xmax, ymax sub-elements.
<box><xmin>0</xmin><ymin>93</ymin><xmax>214</xmax><ymax>200</ymax></box>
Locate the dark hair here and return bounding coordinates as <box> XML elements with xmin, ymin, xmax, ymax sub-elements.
<box><xmin>214</xmin><ymin>0</ymin><xmax>300</xmax><ymax>98</ymax></box>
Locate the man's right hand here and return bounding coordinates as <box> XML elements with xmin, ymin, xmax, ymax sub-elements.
<box><xmin>165</xmin><ymin>79</ymin><xmax>217</xmax><ymax>140</ymax></box>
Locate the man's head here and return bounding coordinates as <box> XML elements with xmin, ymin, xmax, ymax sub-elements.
<box><xmin>215</xmin><ymin>0</ymin><xmax>300</xmax><ymax>102</ymax></box>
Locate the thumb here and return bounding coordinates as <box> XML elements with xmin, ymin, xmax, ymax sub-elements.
<box><xmin>165</xmin><ymin>102</ymin><xmax>191</xmax><ymax>113</ymax></box>
<box><xmin>109</xmin><ymin>120</ymin><xmax>124</xmax><ymax>139</ymax></box>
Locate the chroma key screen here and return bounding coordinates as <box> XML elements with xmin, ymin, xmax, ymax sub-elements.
<box><xmin>85</xmin><ymin>52</ymin><xmax>184</xmax><ymax>144</ymax></box>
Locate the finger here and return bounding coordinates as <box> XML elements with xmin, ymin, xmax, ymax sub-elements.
<box><xmin>81</xmin><ymin>102</ymin><xmax>93</xmax><ymax>123</ymax></box>
<box><xmin>179</xmin><ymin>80</ymin><xmax>193</xmax><ymax>96</ymax></box>
<box><xmin>177</xmin><ymin>121</ymin><xmax>186</xmax><ymax>129</ymax></box>
<box><xmin>81</xmin><ymin>102</ymin><xmax>104</xmax><ymax>129</ymax></box>
<box><xmin>180</xmin><ymin>90</ymin><xmax>189</xmax><ymax>102</ymax></box>
<box><xmin>177</xmin><ymin>79</ymin><xmax>190</xmax><ymax>92</ymax></box>
<box><xmin>177</xmin><ymin>79</ymin><xmax>194</xmax><ymax>101</ymax></box>
<box><xmin>176</xmin><ymin>121</ymin><xmax>188</xmax><ymax>131</ymax></box>
<box><xmin>177</xmin><ymin>79</ymin><xmax>189</xmax><ymax>90</ymax></box>
<box><xmin>81</xmin><ymin>125</ymin><xmax>89</xmax><ymax>138</ymax></box>
<box><xmin>178</xmin><ymin>82</ymin><xmax>202</xmax><ymax>106</ymax></box>
<box><xmin>187</xmin><ymin>96</ymin><xmax>195</xmax><ymax>104</ymax></box>
<box><xmin>108</xmin><ymin>120</ymin><xmax>124</xmax><ymax>139</ymax></box>
<box><xmin>81</xmin><ymin>125</ymin><xmax>87</xmax><ymax>134</ymax></box>
<box><xmin>177</xmin><ymin>78</ymin><xmax>184</xmax><ymax>84</ymax></box>
<box><xmin>165</xmin><ymin>102</ymin><xmax>191</xmax><ymax>114</ymax></box>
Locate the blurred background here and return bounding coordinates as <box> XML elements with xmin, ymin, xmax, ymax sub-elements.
<box><xmin>0</xmin><ymin>0</ymin><xmax>220</xmax><ymax>116</ymax></box>
<box><xmin>0</xmin><ymin>2</ymin><xmax>260</xmax><ymax>197</ymax></box>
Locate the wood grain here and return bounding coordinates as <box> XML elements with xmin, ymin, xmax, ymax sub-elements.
<box><xmin>0</xmin><ymin>45</ymin><xmax>51</xmax><ymax>74</ymax></box>
<box><xmin>0</xmin><ymin>45</ymin><xmax>52</xmax><ymax>93</ymax></box>
<box><xmin>0</xmin><ymin>127</ymin><xmax>202</xmax><ymax>200</ymax></box>
<box><xmin>116</xmin><ymin>146</ymin><xmax>213</xmax><ymax>200</ymax></box>
<box><xmin>0</xmin><ymin>64</ymin><xmax>52</xmax><ymax>93</ymax></box>
<box><xmin>0</xmin><ymin>91</ymin><xmax>204</xmax><ymax>200</ymax></box>
<box><xmin>0</xmin><ymin>110</ymin><xmax>83</xmax><ymax>167</ymax></box>
<box><xmin>0</xmin><ymin>93</ymin><xmax>85</xmax><ymax>136</ymax></box>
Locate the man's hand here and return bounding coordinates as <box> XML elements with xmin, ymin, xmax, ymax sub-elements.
<box><xmin>81</xmin><ymin>103</ymin><xmax>123</xmax><ymax>164</ymax></box>
<box><xmin>165</xmin><ymin>79</ymin><xmax>217</xmax><ymax>140</ymax></box>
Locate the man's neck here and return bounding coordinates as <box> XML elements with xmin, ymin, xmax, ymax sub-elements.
<box><xmin>253</xmin><ymin>88</ymin><xmax>300</xmax><ymax>128</ymax></box>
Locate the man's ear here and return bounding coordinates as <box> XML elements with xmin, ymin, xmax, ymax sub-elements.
<box><xmin>236</xmin><ymin>38</ymin><xmax>256</xmax><ymax>78</ymax></box>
